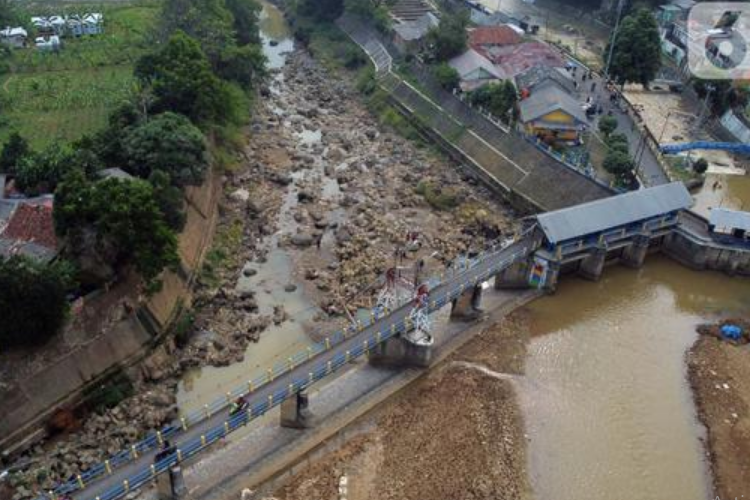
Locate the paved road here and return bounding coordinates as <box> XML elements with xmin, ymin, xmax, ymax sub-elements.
<box><xmin>67</xmin><ymin>238</ymin><xmax>535</xmax><ymax>500</ymax></box>
<box><xmin>563</xmin><ymin>63</ymin><xmax>671</xmax><ymax>187</ymax></box>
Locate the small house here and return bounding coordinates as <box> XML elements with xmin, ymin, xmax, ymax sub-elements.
<box><xmin>468</xmin><ymin>25</ymin><xmax>523</xmax><ymax>57</ymax></box>
<box><xmin>31</xmin><ymin>16</ymin><xmax>67</xmax><ymax>36</ymax></box>
<box><xmin>515</xmin><ymin>64</ymin><xmax>576</xmax><ymax>95</ymax></box>
<box><xmin>0</xmin><ymin>200</ymin><xmax>59</xmax><ymax>263</ymax></box>
<box><xmin>0</xmin><ymin>27</ymin><xmax>28</xmax><ymax>48</ymax></box>
<box><xmin>519</xmin><ymin>81</ymin><xmax>588</xmax><ymax>143</ymax></box>
<box><xmin>448</xmin><ymin>49</ymin><xmax>501</xmax><ymax>92</ymax></box>
<box><xmin>35</xmin><ymin>35</ymin><xmax>61</xmax><ymax>51</ymax></box>
<box><xmin>67</xmin><ymin>13</ymin><xmax>104</xmax><ymax>37</ymax></box>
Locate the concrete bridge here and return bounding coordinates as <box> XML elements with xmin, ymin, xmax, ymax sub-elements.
<box><xmin>42</xmin><ymin>183</ymin><xmax>750</xmax><ymax>500</ymax></box>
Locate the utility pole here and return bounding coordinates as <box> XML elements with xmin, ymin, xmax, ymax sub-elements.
<box><xmin>603</xmin><ymin>0</ymin><xmax>627</xmax><ymax>82</ymax></box>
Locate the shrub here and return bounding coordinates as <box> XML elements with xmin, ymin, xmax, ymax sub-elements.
<box><xmin>693</xmin><ymin>157</ymin><xmax>709</xmax><ymax>174</ymax></box>
<box><xmin>0</xmin><ymin>257</ymin><xmax>75</xmax><ymax>349</ymax></box>
<box><xmin>432</xmin><ymin>63</ymin><xmax>460</xmax><ymax>91</ymax></box>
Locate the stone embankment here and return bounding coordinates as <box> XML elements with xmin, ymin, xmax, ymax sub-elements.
<box><xmin>5</xmin><ymin>50</ymin><xmax>516</xmax><ymax>499</ymax></box>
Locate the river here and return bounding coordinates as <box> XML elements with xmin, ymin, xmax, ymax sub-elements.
<box><xmin>175</xmin><ymin>0</ymin><xmax>318</xmax><ymax>412</ymax></box>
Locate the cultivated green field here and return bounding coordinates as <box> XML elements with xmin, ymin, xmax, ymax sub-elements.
<box><xmin>0</xmin><ymin>1</ymin><xmax>160</xmax><ymax>148</ymax></box>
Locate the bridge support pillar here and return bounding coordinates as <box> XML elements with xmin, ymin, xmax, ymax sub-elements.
<box><xmin>494</xmin><ymin>259</ymin><xmax>531</xmax><ymax>289</ymax></box>
<box><xmin>280</xmin><ymin>391</ymin><xmax>315</xmax><ymax>429</ymax></box>
<box><xmin>158</xmin><ymin>466</ymin><xmax>188</xmax><ymax>500</ymax></box>
<box><xmin>542</xmin><ymin>261</ymin><xmax>560</xmax><ymax>293</ymax></box>
<box><xmin>578</xmin><ymin>247</ymin><xmax>607</xmax><ymax>281</ymax></box>
<box><xmin>369</xmin><ymin>336</ymin><xmax>433</xmax><ymax>367</ymax></box>
<box><xmin>450</xmin><ymin>285</ymin><xmax>483</xmax><ymax>321</ymax></box>
<box><xmin>622</xmin><ymin>235</ymin><xmax>650</xmax><ymax>268</ymax></box>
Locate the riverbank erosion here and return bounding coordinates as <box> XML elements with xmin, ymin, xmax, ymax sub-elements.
<box><xmin>688</xmin><ymin>320</ymin><xmax>750</xmax><ymax>499</ymax></box>
<box><xmin>269</xmin><ymin>313</ymin><xmax>533</xmax><ymax>500</ymax></box>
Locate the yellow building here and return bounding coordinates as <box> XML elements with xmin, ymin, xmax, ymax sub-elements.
<box><xmin>519</xmin><ymin>81</ymin><xmax>588</xmax><ymax>143</ymax></box>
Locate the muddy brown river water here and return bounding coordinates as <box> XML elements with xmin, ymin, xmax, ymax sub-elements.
<box><xmin>521</xmin><ymin>258</ymin><xmax>750</xmax><ymax>500</ymax></box>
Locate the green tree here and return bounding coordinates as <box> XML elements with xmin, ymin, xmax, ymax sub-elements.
<box><xmin>86</xmin><ymin>102</ymin><xmax>146</xmax><ymax>170</ymax></box>
<box><xmin>603</xmin><ymin>150</ymin><xmax>634</xmax><ymax>178</ymax></box>
<box><xmin>426</xmin><ymin>13</ymin><xmax>468</xmax><ymax>62</ymax></box>
<box><xmin>135</xmin><ymin>31</ymin><xmax>233</xmax><ymax>124</ymax></box>
<box><xmin>159</xmin><ymin>0</ymin><xmax>236</xmax><ymax>66</ymax></box>
<box><xmin>225</xmin><ymin>0</ymin><xmax>262</xmax><ymax>46</ymax></box>
<box><xmin>296</xmin><ymin>0</ymin><xmax>344</xmax><ymax>22</ymax></box>
<box><xmin>344</xmin><ymin>0</ymin><xmax>391</xmax><ymax>32</ymax></box>
<box><xmin>469</xmin><ymin>81</ymin><xmax>518</xmax><ymax>121</ymax></box>
<box><xmin>0</xmin><ymin>132</ymin><xmax>31</xmax><ymax>175</ymax></box>
<box><xmin>15</xmin><ymin>143</ymin><xmax>73</xmax><ymax>195</ymax></box>
<box><xmin>0</xmin><ymin>0</ymin><xmax>22</xmax><ymax>27</ymax></box>
<box><xmin>598</xmin><ymin>115</ymin><xmax>618</xmax><ymax>137</ymax></box>
<box><xmin>692</xmin><ymin>79</ymin><xmax>749</xmax><ymax>115</ymax></box>
<box><xmin>149</xmin><ymin>170</ymin><xmax>187</xmax><ymax>231</ymax></box>
<box><xmin>123</xmin><ymin>112</ymin><xmax>209</xmax><ymax>186</ymax></box>
<box><xmin>693</xmin><ymin>157</ymin><xmax>709</xmax><ymax>174</ymax></box>
<box><xmin>432</xmin><ymin>63</ymin><xmax>460</xmax><ymax>91</ymax></box>
<box><xmin>605</xmin><ymin>132</ymin><xmax>630</xmax><ymax>154</ymax></box>
<box><xmin>55</xmin><ymin>174</ymin><xmax>179</xmax><ymax>284</ymax></box>
<box><xmin>0</xmin><ymin>256</ymin><xmax>74</xmax><ymax>349</ymax></box>
<box><xmin>605</xmin><ymin>8</ymin><xmax>661</xmax><ymax>88</ymax></box>
<box><xmin>216</xmin><ymin>43</ymin><xmax>267</xmax><ymax>89</ymax></box>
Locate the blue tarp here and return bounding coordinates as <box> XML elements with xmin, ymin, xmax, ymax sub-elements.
<box><xmin>720</xmin><ymin>324</ymin><xmax>743</xmax><ymax>340</ymax></box>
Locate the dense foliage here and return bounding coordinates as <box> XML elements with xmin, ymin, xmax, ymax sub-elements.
<box><xmin>295</xmin><ymin>0</ymin><xmax>345</xmax><ymax>22</ymax></box>
<box><xmin>16</xmin><ymin>143</ymin><xmax>73</xmax><ymax>195</ymax></box>
<box><xmin>605</xmin><ymin>9</ymin><xmax>661</xmax><ymax>88</ymax></box>
<box><xmin>597</xmin><ymin>115</ymin><xmax>618</xmax><ymax>137</ymax></box>
<box><xmin>55</xmin><ymin>172</ymin><xmax>179</xmax><ymax>283</ymax></box>
<box><xmin>0</xmin><ymin>132</ymin><xmax>30</xmax><ymax>175</ymax></box>
<box><xmin>432</xmin><ymin>63</ymin><xmax>460</xmax><ymax>91</ymax></box>
<box><xmin>123</xmin><ymin>112</ymin><xmax>209</xmax><ymax>186</ymax></box>
<box><xmin>469</xmin><ymin>81</ymin><xmax>518</xmax><ymax>121</ymax></box>
<box><xmin>135</xmin><ymin>31</ymin><xmax>235</xmax><ymax>124</ymax></box>
<box><xmin>0</xmin><ymin>256</ymin><xmax>74</xmax><ymax>348</ymax></box>
<box><xmin>426</xmin><ymin>13</ymin><xmax>468</xmax><ymax>62</ymax></box>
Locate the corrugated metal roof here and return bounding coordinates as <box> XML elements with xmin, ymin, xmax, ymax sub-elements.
<box><xmin>536</xmin><ymin>182</ymin><xmax>693</xmax><ymax>243</ymax></box>
<box><xmin>448</xmin><ymin>49</ymin><xmax>501</xmax><ymax>79</ymax></box>
<box><xmin>709</xmin><ymin>207</ymin><xmax>750</xmax><ymax>232</ymax></box>
<box><xmin>519</xmin><ymin>80</ymin><xmax>588</xmax><ymax>124</ymax></box>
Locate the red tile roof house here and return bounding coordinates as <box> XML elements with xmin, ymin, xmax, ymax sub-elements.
<box><xmin>0</xmin><ymin>201</ymin><xmax>59</xmax><ymax>263</ymax></box>
<box><xmin>468</xmin><ymin>25</ymin><xmax>523</xmax><ymax>55</ymax></box>
<box><xmin>485</xmin><ymin>41</ymin><xmax>567</xmax><ymax>80</ymax></box>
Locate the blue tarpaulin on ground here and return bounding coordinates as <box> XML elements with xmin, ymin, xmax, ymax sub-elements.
<box><xmin>720</xmin><ymin>324</ymin><xmax>743</xmax><ymax>340</ymax></box>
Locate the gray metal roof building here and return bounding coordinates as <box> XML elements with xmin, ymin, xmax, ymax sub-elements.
<box><xmin>519</xmin><ymin>80</ymin><xmax>588</xmax><ymax>126</ymax></box>
<box><xmin>535</xmin><ymin>182</ymin><xmax>693</xmax><ymax>244</ymax></box>
<box><xmin>709</xmin><ymin>207</ymin><xmax>750</xmax><ymax>233</ymax></box>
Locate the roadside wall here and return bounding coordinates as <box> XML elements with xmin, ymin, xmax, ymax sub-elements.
<box><xmin>0</xmin><ymin>169</ymin><xmax>221</xmax><ymax>454</ymax></box>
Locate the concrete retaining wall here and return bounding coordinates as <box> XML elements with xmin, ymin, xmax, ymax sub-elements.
<box><xmin>663</xmin><ymin>230</ymin><xmax>750</xmax><ymax>276</ymax></box>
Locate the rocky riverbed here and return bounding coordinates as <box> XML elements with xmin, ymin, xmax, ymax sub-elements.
<box><xmin>4</xmin><ymin>49</ymin><xmax>515</xmax><ymax>499</ymax></box>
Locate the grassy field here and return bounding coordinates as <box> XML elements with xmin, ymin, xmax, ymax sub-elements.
<box><xmin>0</xmin><ymin>1</ymin><xmax>160</xmax><ymax>148</ymax></box>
